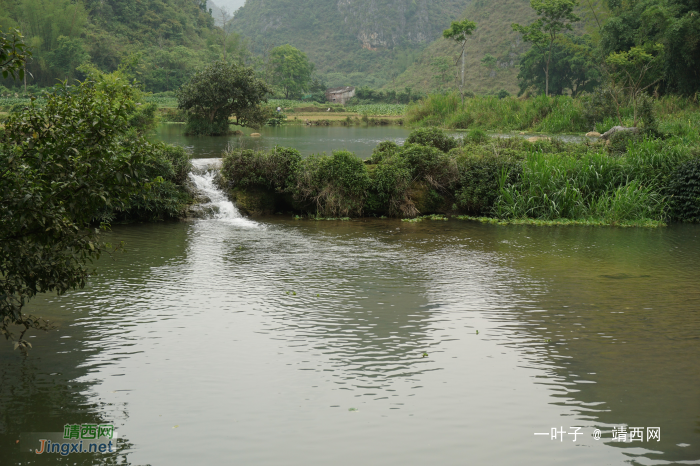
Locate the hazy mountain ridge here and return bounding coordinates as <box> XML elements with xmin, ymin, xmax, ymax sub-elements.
<box><xmin>390</xmin><ymin>0</ymin><xmax>539</xmax><ymax>94</ymax></box>
<box><xmin>232</xmin><ymin>0</ymin><xmax>595</xmax><ymax>94</ymax></box>
<box><xmin>230</xmin><ymin>0</ymin><xmax>472</xmax><ymax>88</ymax></box>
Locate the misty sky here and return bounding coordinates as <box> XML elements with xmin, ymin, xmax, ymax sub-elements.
<box><xmin>214</xmin><ymin>0</ymin><xmax>246</xmax><ymax>13</ymax></box>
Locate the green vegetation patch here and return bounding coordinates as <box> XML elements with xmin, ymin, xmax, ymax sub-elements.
<box><xmin>220</xmin><ymin>127</ymin><xmax>696</xmax><ymax>227</ymax></box>
<box><xmin>454</xmin><ymin>216</ymin><xmax>666</xmax><ymax>228</ymax></box>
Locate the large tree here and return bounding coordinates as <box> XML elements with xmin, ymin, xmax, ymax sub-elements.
<box><xmin>1</xmin><ymin>73</ymin><xmax>159</xmax><ymax>350</ymax></box>
<box><xmin>268</xmin><ymin>44</ymin><xmax>314</xmax><ymax>99</ymax></box>
<box><xmin>512</xmin><ymin>0</ymin><xmax>581</xmax><ymax>97</ymax></box>
<box><xmin>177</xmin><ymin>60</ymin><xmax>271</xmax><ymax>135</ymax></box>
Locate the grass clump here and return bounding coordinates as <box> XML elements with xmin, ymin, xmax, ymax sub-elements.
<box><xmin>405</xmin><ymin>127</ymin><xmax>458</xmax><ymax>152</ymax></box>
<box><xmin>116</xmin><ymin>144</ymin><xmax>193</xmax><ymax>222</ymax></box>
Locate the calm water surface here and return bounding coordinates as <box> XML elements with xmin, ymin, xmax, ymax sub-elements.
<box><xmin>152</xmin><ymin>124</ymin><xmax>589</xmax><ymax>160</ymax></box>
<box><xmin>153</xmin><ymin>124</ymin><xmax>412</xmax><ymax>159</ymax></box>
<box><xmin>1</xmin><ymin>205</ymin><xmax>699</xmax><ymax>464</ymax></box>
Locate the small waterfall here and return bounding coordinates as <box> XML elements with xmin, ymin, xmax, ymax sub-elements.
<box><xmin>188</xmin><ymin>158</ymin><xmax>257</xmax><ymax>226</ymax></box>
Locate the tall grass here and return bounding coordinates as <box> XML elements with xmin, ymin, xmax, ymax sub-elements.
<box><xmin>492</xmin><ymin>135</ymin><xmax>689</xmax><ymax>224</ymax></box>
<box><xmin>407</xmin><ymin>93</ymin><xmax>700</xmax><ymax>137</ymax></box>
<box><xmin>407</xmin><ymin>93</ymin><xmax>589</xmax><ymax>132</ymax></box>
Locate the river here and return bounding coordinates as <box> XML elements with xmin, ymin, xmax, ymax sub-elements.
<box><xmin>1</xmin><ymin>129</ymin><xmax>698</xmax><ymax>465</ymax></box>
<box><xmin>153</xmin><ymin>124</ymin><xmax>589</xmax><ymax>160</ymax></box>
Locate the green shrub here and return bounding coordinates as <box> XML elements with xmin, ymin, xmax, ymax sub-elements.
<box><xmin>666</xmin><ymin>158</ymin><xmax>700</xmax><ymax>222</ymax></box>
<box><xmin>221</xmin><ymin>146</ymin><xmax>302</xmax><ymax>192</ymax></box>
<box><xmin>638</xmin><ymin>95</ymin><xmax>659</xmax><ymax>135</ymax></box>
<box><xmin>368</xmin><ymin>156</ymin><xmax>413</xmax><ymax>215</ymax></box>
<box><xmin>116</xmin><ymin>143</ymin><xmax>192</xmax><ymax>222</ymax></box>
<box><xmin>455</xmin><ymin>153</ymin><xmax>521</xmax><ymax>215</ymax></box>
<box><xmin>371</xmin><ymin>141</ymin><xmax>400</xmax><ymax>164</ymax></box>
<box><xmin>497</xmin><ymin>89</ymin><xmax>510</xmax><ymax>99</ymax></box>
<box><xmin>294</xmin><ymin>150</ymin><xmax>371</xmax><ymax>217</ymax></box>
<box><xmin>466</xmin><ymin>128</ymin><xmax>488</xmax><ymax>144</ymax></box>
<box><xmin>607</xmin><ymin>130</ymin><xmax>642</xmax><ymax>155</ymax></box>
<box><xmin>398</xmin><ymin>143</ymin><xmax>459</xmax><ymax>189</ymax></box>
<box><xmin>160</xmin><ymin>144</ymin><xmax>192</xmax><ymax>185</ymax></box>
<box><xmin>406</xmin><ymin>127</ymin><xmax>458</xmax><ymax>152</ymax></box>
<box><xmin>119</xmin><ymin>179</ymin><xmax>191</xmax><ymax>221</ymax></box>
<box><xmin>581</xmin><ymin>86</ymin><xmax>620</xmax><ymax>130</ymax></box>
<box><xmin>128</xmin><ymin>102</ymin><xmax>159</xmax><ymax>132</ymax></box>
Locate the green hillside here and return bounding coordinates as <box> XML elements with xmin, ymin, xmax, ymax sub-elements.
<box><xmin>390</xmin><ymin>0</ymin><xmax>599</xmax><ymax>95</ymax></box>
<box><xmin>390</xmin><ymin>0</ymin><xmax>537</xmax><ymax>95</ymax></box>
<box><xmin>230</xmin><ymin>0</ymin><xmax>472</xmax><ymax>89</ymax></box>
<box><xmin>0</xmin><ymin>0</ymin><xmax>222</xmax><ymax>93</ymax></box>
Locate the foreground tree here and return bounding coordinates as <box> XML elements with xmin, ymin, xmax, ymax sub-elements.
<box><xmin>268</xmin><ymin>45</ymin><xmax>314</xmax><ymax>99</ymax></box>
<box><xmin>0</xmin><ymin>75</ymin><xmax>161</xmax><ymax>350</ymax></box>
<box><xmin>512</xmin><ymin>0</ymin><xmax>580</xmax><ymax>96</ymax></box>
<box><xmin>177</xmin><ymin>60</ymin><xmax>271</xmax><ymax>135</ymax></box>
<box><xmin>443</xmin><ymin>18</ymin><xmax>477</xmax><ymax>107</ymax></box>
<box><xmin>1</xmin><ymin>28</ymin><xmax>30</xmax><ymax>81</ymax></box>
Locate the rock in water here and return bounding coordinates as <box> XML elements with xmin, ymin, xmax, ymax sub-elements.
<box><xmin>586</xmin><ymin>131</ymin><xmax>602</xmax><ymax>137</ymax></box>
<box><xmin>526</xmin><ymin>136</ymin><xmax>550</xmax><ymax>143</ymax></box>
<box><xmin>601</xmin><ymin>126</ymin><xmax>639</xmax><ymax>140</ymax></box>
<box><xmin>250</xmin><ymin>133</ymin><xmax>261</xmax><ymax>137</ymax></box>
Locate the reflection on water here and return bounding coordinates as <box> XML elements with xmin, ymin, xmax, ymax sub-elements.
<box><xmin>1</xmin><ymin>217</ymin><xmax>699</xmax><ymax>465</ymax></box>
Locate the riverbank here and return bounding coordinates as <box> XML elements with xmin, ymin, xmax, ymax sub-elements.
<box><xmin>218</xmin><ymin>127</ymin><xmax>699</xmax><ymax>226</ymax></box>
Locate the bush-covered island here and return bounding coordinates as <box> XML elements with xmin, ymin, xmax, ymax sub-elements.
<box><xmin>220</xmin><ymin>127</ymin><xmax>700</xmax><ymax>227</ymax></box>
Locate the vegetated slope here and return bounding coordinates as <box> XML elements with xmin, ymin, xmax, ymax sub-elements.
<box><xmin>0</xmin><ymin>0</ymin><xmax>218</xmax><ymax>92</ymax></box>
<box><xmin>390</xmin><ymin>0</ymin><xmax>536</xmax><ymax>95</ymax></box>
<box><xmin>230</xmin><ymin>0</ymin><xmax>472</xmax><ymax>89</ymax></box>
<box><xmin>390</xmin><ymin>0</ymin><xmax>594</xmax><ymax>95</ymax></box>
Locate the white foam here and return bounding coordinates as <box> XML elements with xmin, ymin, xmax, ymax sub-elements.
<box><xmin>188</xmin><ymin>170</ymin><xmax>258</xmax><ymax>228</ymax></box>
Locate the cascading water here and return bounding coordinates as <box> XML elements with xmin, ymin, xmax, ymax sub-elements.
<box><xmin>188</xmin><ymin>158</ymin><xmax>257</xmax><ymax>226</ymax></box>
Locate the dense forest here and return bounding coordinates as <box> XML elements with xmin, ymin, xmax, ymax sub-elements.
<box><xmin>1</xmin><ymin>0</ymin><xmax>698</xmax><ymax>98</ymax></box>
<box><xmin>0</xmin><ymin>0</ymin><xmax>244</xmax><ymax>93</ymax></box>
